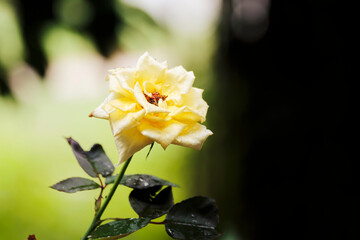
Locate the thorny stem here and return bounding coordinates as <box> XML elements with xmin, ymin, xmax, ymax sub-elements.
<box><xmin>97</xmin><ymin>174</ymin><xmax>104</xmax><ymax>189</ymax></box>
<box><xmin>94</xmin><ymin>174</ymin><xmax>105</xmax><ymax>211</ymax></box>
<box><xmin>80</xmin><ymin>156</ymin><xmax>133</xmax><ymax>240</ymax></box>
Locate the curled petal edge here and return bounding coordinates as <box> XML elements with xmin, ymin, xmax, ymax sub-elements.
<box><xmin>173</xmin><ymin>123</ymin><xmax>213</xmax><ymax>150</ymax></box>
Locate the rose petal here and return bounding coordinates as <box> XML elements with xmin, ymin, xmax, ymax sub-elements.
<box><xmin>108</xmin><ymin>68</ymin><xmax>137</xmax><ymax>94</ymax></box>
<box><xmin>169</xmin><ymin>105</ymin><xmax>205</xmax><ymax>123</ymax></box>
<box><xmin>162</xmin><ymin>66</ymin><xmax>195</xmax><ymax>103</ymax></box>
<box><xmin>136</xmin><ymin>52</ymin><xmax>167</xmax><ymax>85</ymax></box>
<box><xmin>144</xmin><ymin>113</ymin><xmax>171</xmax><ymax>123</ymax></box>
<box><xmin>134</xmin><ymin>82</ymin><xmax>170</xmax><ymax>114</ymax></box>
<box><xmin>90</xmin><ymin>92</ymin><xmax>117</xmax><ymax>119</ymax></box>
<box><xmin>109</xmin><ymin>109</ymin><xmax>145</xmax><ymax>136</ymax></box>
<box><xmin>108</xmin><ymin>99</ymin><xmax>137</xmax><ymax>112</ymax></box>
<box><xmin>158</xmin><ymin>98</ymin><xmax>168</xmax><ymax>109</ymax></box>
<box><xmin>138</xmin><ymin>120</ymin><xmax>186</xmax><ymax>149</ymax></box>
<box><xmin>180</xmin><ymin>87</ymin><xmax>209</xmax><ymax>122</ymax></box>
<box><xmin>114</xmin><ymin>127</ymin><xmax>153</xmax><ymax>165</ymax></box>
<box><xmin>173</xmin><ymin>123</ymin><xmax>213</xmax><ymax>150</ymax></box>
<box><xmin>143</xmin><ymin>81</ymin><xmax>157</xmax><ymax>96</ymax></box>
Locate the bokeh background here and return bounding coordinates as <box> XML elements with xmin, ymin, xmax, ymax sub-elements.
<box><xmin>0</xmin><ymin>0</ymin><xmax>357</xmax><ymax>240</ymax></box>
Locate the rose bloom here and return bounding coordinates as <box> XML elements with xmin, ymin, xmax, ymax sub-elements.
<box><xmin>90</xmin><ymin>52</ymin><xmax>213</xmax><ymax>165</ymax></box>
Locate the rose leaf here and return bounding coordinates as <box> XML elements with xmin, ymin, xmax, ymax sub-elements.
<box><xmin>88</xmin><ymin>218</ymin><xmax>150</xmax><ymax>239</ymax></box>
<box><xmin>165</xmin><ymin>196</ymin><xmax>220</xmax><ymax>240</ymax></box>
<box><xmin>86</xmin><ymin>144</ymin><xmax>115</xmax><ymax>177</ymax></box>
<box><xmin>50</xmin><ymin>177</ymin><xmax>100</xmax><ymax>193</ymax></box>
<box><xmin>129</xmin><ymin>186</ymin><xmax>174</xmax><ymax>219</ymax></box>
<box><xmin>105</xmin><ymin>174</ymin><xmax>179</xmax><ymax>189</ymax></box>
<box><xmin>66</xmin><ymin>137</ymin><xmax>114</xmax><ymax>178</ymax></box>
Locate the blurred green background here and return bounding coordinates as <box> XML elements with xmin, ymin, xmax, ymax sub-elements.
<box><xmin>0</xmin><ymin>0</ymin><xmax>219</xmax><ymax>239</ymax></box>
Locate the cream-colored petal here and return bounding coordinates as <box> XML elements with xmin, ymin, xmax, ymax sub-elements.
<box><xmin>114</xmin><ymin>127</ymin><xmax>153</xmax><ymax>165</ymax></box>
<box><xmin>108</xmin><ymin>99</ymin><xmax>137</xmax><ymax>112</ymax></box>
<box><xmin>109</xmin><ymin>109</ymin><xmax>145</xmax><ymax>136</ymax></box>
<box><xmin>90</xmin><ymin>92</ymin><xmax>117</xmax><ymax>119</ymax></box>
<box><xmin>173</xmin><ymin>123</ymin><xmax>213</xmax><ymax>150</ymax></box>
<box><xmin>162</xmin><ymin>66</ymin><xmax>195</xmax><ymax>102</ymax></box>
<box><xmin>136</xmin><ymin>52</ymin><xmax>167</xmax><ymax>85</ymax></box>
<box><xmin>138</xmin><ymin>120</ymin><xmax>186</xmax><ymax>149</ymax></box>
<box><xmin>106</xmin><ymin>73</ymin><xmax>133</xmax><ymax>99</ymax></box>
<box><xmin>143</xmin><ymin>113</ymin><xmax>172</xmax><ymax>123</ymax></box>
<box><xmin>169</xmin><ymin>105</ymin><xmax>205</xmax><ymax>123</ymax></box>
<box><xmin>143</xmin><ymin>81</ymin><xmax>157</xmax><ymax>96</ymax></box>
<box><xmin>107</xmin><ymin>73</ymin><xmax>121</xmax><ymax>93</ymax></box>
<box><xmin>158</xmin><ymin>99</ymin><xmax>167</xmax><ymax>109</ymax></box>
<box><xmin>180</xmin><ymin>87</ymin><xmax>209</xmax><ymax>123</ymax></box>
<box><xmin>134</xmin><ymin>82</ymin><xmax>170</xmax><ymax>114</ymax></box>
<box><xmin>108</xmin><ymin>67</ymin><xmax>137</xmax><ymax>94</ymax></box>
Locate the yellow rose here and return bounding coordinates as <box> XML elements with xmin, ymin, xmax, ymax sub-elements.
<box><xmin>90</xmin><ymin>52</ymin><xmax>213</xmax><ymax>165</ymax></box>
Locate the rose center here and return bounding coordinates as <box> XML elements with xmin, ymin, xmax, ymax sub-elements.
<box><xmin>144</xmin><ymin>92</ymin><xmax>167</xmax><ymax>106</ymax></box>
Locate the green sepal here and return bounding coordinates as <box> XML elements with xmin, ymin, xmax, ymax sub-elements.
<box><xmin>146</xmin><ymin>142</ymin><xmax>154</xmax><ymax>159</ymax></box>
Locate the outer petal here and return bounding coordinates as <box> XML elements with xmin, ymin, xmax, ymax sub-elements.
<box><xmin>134</xmin><ymin>82</ymin><xmax>170</xmax><ymax>114</ymax></box>
<box><xmin>168</xmin><ymin>105</ymin><xmax>205</xmax><ymax>123</ymax></box>
<box><xmin>108</xmin><ymin>99</ymin><xmax>137</xmax><ymax>112</ymax></box>
<box><xmin>108</xmin><ymin>68</ymin><xmax>137</xmax><ymax>95</ymax></box>
<box><xmin>162</xmin><ymin>66</ymin><xmax>195</xmax><ymax>103</ymax></box>
<box><xmin>173</xmin><ymin>123</ymin><xmax>213</xmax><ymax>150</ymax></box>
<box><xmin>180</xmin><ymin>87</ymin><xmax>209</xmax><ymax>123</ymax></box>
<box><xmin>114</xmin><ymin>127</ymin><xmax>153</xmax><ymax>165</ymax></box>
<box><xmin>136</xmin><ymin>52</ymin><xmax>167</xmax><ymax>85</ymax></box>
<box><xmin>138</xmin><ymin>120</ymin><xmax>186</xmax><ymax>149</ymax></box>
<box><xmin>90</xmin><ymin>92</ymin><xmax>117</xmax><ymax>119</ymax></box>
<box><xmin>109</xmin><ymin>109</ymin><xmax>145</xmax><ymax>136</ymax></box>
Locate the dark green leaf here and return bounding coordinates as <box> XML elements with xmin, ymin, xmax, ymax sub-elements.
<box><xmin>87</xmin><ymin>144</ymin><xmax>115</xmax><ymax>177</ymax></box>
<box><xmin>129</xmin><ymin>186</ymin><xmax>174</xmax><ymax>219</ymax></box>
<box><xmin>66</xmin><ymin>138</ymin><xmax>114</xmax><ymax>178</ymax></box>
<box><xmin>89</xmin><ymin>218</ymin><xmax>150</xmax><ymax>240</ymax></box>
<box><xmin>50</xmin><ymin>177</ymin><xmax>100</xmax><ymax>193</ymax></box>
<box><xmin>67</xmin><ymin>137</ymin><xmax>97</xmax><ymax>177</ymax></box>
<box><xmin>105</xmin><ymin>174</ymin><xmax>179</xmax><ymax>189</ymax></box>
<box><xmin>165</xmin><ymin>196</ymin><xmax>220</xmax><ymax>240</ymax></box>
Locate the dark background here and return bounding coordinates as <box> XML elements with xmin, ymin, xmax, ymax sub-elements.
<box><xmin>202</xmin><ymin>0</ymin><xmax>358</xmax><ymax>239</ymax></box>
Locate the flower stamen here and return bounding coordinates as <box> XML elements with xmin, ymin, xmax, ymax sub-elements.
<box><xmin>144</xmin><ymin>92</ymin><xmax>167</xmax><ymax>106</ymax></box>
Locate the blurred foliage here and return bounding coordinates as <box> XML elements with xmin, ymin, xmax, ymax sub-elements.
<box><xmin>0</xmin><ymin>1</ymin><xmax>24</xmax><ymax>69</ymax></box>
<box><xmin>42</xmin><ymin>24</ymin><xmax>97</xmax><ymax>60</ymax></box>
<box><xmin>0</xmin><ymin>0</ymin><xmax>24</xmax><ymax>95</ymax></box>
<box><xmin>0</xmin><ymin>0</ymin><xmax>214</xmax><ymax>97</ymax></box>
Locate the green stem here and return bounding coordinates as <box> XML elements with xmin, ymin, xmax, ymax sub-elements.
<box><xmin>80</xmin><ymin>156</ymin><xmax>133</xmax><ymax>240</ymax></box>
